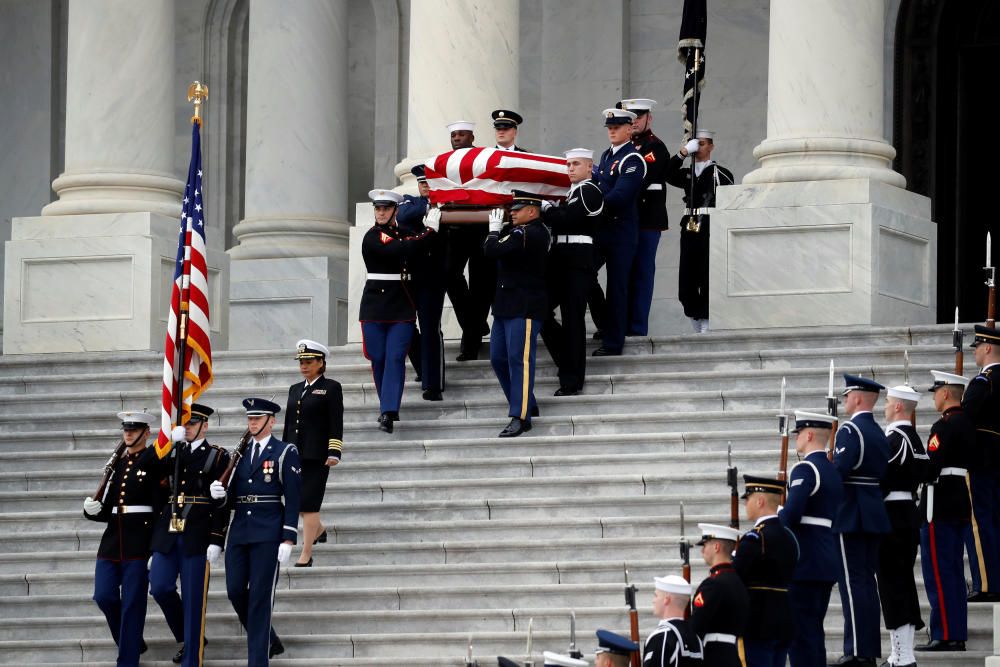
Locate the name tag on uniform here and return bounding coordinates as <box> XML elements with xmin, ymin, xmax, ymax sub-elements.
<box><xmin>313</xmin><ymin>389</ymin><xmax>327</xmax><ymax>395</ymax></box>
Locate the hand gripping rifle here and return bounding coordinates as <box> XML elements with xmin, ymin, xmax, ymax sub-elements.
<box><xmin>777</xmin><ymin>377</ymin><xmax>789</xmax><ymax>504</ymax></box>
<box><xmin>624</xmin><ymin>569</ymin><xmax>641</xmax><ymax>667</ymax></box>
<box><xmin>953</xmin><ymin>307</ymin><xmax>965</xmax><ymax>376</ymax></box>
<box><xmin>217</xmin><ymin>429</ymin><xmax>252</xmax><ymax>488</ymax></box>
<box><xmin>93</xmin><ymin>437</ymin><xmax>127</xmax><ymax>501</ymax></box>
<box><xmin>727</xmin><ymin>444</ymin><xmax>739</xmax><ymax>529</ymax></box>
<box><xmin>679</xmin><ymin>502</ymin><xmax>692</xmax><ymax>619</ymax></box>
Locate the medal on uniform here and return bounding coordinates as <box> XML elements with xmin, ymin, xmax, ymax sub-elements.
<box><xmin>263</xmin><ymin>460</ymin><xmax>273</xmax><ymax>483</ymax></box>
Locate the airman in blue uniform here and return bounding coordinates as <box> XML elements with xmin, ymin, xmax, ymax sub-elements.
<box><xmin>210</xmin><ymin>398</ymin><xmax>301</xmax><ymax>667</ymax></box>
<box><xmin>779</xmin><ymin>411</ymin><xmax>843</xmax><ymax>667</ymax></box>
<box><xmin>594</xmin><ymin>628</ymin><xmax>640</xmax><ymax>667</ymax></box>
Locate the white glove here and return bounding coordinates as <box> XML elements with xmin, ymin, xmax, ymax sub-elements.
<box><xmin>171</xmin><ymin>425</ymin><xmax>186</xmax><ymax>443</ymax></box>
<box><xmin>423</xmin><ymin>207</ymin><xmax>441</xmax><ymax>232</ymax></box>
<box><xmin>684</xmin><ymin>139</ymin><xmax>700</xmax><ymax>156</ymax></box>
<box><xmin>277</xmin><ymin>542</ymin><xmax>293</xmax><ymax>564</ymax></box>
<box><xmin>488</xmin><ymin>208</ymin><xmax>505</xmax><ymax>233</ymax></box>
<box><xmin>209</xmin><ymin>480</ymin><xmax>227</xmax><ymax>500</ymax></box>
<box><xmin>206</xmin><ymin>545</ymin><xmax>222</xmax><ymax>564</ymax></box>
<box><xmin>540</xmin><ymin>200</ymin><xmax>553</xmax><ymax>212</ymax></box>
<box><xmin>83</xmin><ymin>497</ymin><xmax>102</xmax><ymax>516</ymax></box>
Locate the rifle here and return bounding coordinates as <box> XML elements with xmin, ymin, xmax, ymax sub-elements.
<box><xmin>777</xmin><ymin>377</ymin><xmax>789</xmax><ymax>503</ymax></box>
<box><xmin>624</xmin><ymin>569</ymin><xmax>641</xmax><ymax>667</ymax></box>
<box><xmin>464</xmin><ymin>635</ymin><xmax>478</xmax><ymax>667</ymax></box>
<box><xmin>953</xmin><ymin>307</ymin><xmax>964</xmax><ymax>375</ymax></box>
<box><xmin>826</xmin><ymin>360</ymin><xmax>839</xmax><ymax>461</ymax></box>
<box><xmin>93</xmin><ymin>438</ymin><xmax>127</xmax><ymax>501</ymax></box>
<box><xmin>726</xmin><ymin>444</ymin><xmax>739</xmax><ymax>529</ymax></box>
<box><xmin>567</xmin><ymin>611</ymin><xmax>583</xmax><ymax>660</ymax></box>
<box><xmin>217</xmin><ymin>429</ymin><xmax>252</xmax><ymax>487</ymax></box>
<box><xmin>524</xmin><ymin>617</ymin><xmax>534</xmax><ymax>667</ymax></box>
<box><xmin>986</xmin><ymin>231</ymin><xmax>996</xmax><ymax>329</ymax></box>
<box><xmin>904</xmin><ymin>350</ymin><xmax>916</xmax><ymax>428</ymax></box>
<box><xmin>679</xmin><ymin>502</ymin><xmax>691</xmax><ymax>619</ymax></box>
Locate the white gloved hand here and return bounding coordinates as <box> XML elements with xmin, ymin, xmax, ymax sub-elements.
<box><xmin>488</xmin><ymin>208</ymin><xmax>505</xmax><ymax>233</ymax></box>
<box><xmin>277</xmin><ymin>542</ymin><xmax>293</xmax><ymax>564</ymax></box>
<box><xmin>209</xmin><ymin>480</ymin><xmax>227</xmax><ymax>500</ymax></box>
<box><xmin>423</xmin><ymin>206</ymin><xmax>441</xmax><ymax>232</ymax></box>
<box><xmin>83</xmin><ymin>497</ymin><xmax>102</xmax><ymax>516</ymax></box>
<box><xmin>206</xmin><ymin>545</ymin><xmax>222</xmax><ymax>564</ymax></box>
<box><xmin>540</xmin><ymin>200</ymin><xmax>553</xmax><ymax>212</ymax></box>
<box><xmin>171</xmin><ymin>425</ymin><xmax>186</xmax><ymax>443</ymax></box>
<box><xmin>684</xmin><ymin>139</ymin><xmax>700</xmax><ymax>156</ymax></box>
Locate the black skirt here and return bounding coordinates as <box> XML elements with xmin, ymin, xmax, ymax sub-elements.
<box><xmin>299</xmin><ymin>459</ymin><xmax>330</xmax><ymax>512</ymax></box>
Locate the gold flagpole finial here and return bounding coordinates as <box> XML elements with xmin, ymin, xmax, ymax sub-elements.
<box><xmin>187</xmin><ymin>81</ymin><xmax>208</xmax><ymax>126</ymax></box>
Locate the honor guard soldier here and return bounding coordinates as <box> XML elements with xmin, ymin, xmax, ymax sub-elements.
<box><xmin>591</xmin><ymin>107</ymin><xmax>645</xmax><ymax>357</ymax></box>
<box><xmin>877</xmin><ymin>385</ymin><xmax>928</xmax><ymax>665</ymax></box>
<box><xmin>690</xmin><ymin>523</ymin><xmax>749</xmax><ymax>667</ymax></box>
<box><xmin>484</xmin><ymin>190</ymin><xmax>550</xmax><ymax>437</ymax></box>
<box><xmin>779</xmin><ymin>411</ymin><xmax>843</xmax><ymax>667</ymax></box>
<box><xmin>594</xmin><ymin>629</ymin><xmax>640</xmax><ymax>667</ymax></box>
<box><xmin>492</xmin><ymin>109</ymin><xmax>528</xmax><ymax>152</ymax></box>
<box><xmin>831</xmin><ymin>375</ymin><xmax>891</xmax><ymax>667</ymax></box>
<box><xmin>149</xmin><ymin>404</ymin><xmax>230</xmax><ymax>666</ymax></box>
<box><xmin>620</xmin><ymin>98</ymin><xmax>671</xmax><ymax>337</ymax></box>
<box><xmin>83</xmin><ymin>410</ymin><xmax>159</xmax><ymax>667</ymax></box>
<box><xmin>209</xmin><ymin>398</ymin><xmax>301</xmax><ymax>666</ymax></box>
<box><xmin>643</xmin><ymin>574</ymin><xmax>704</xmax><ymax>666</ymax></box>
<box><xmin>664</xmin><ymin>130</ymin><xmax>734</xmax><ymax>333</ymax></box>
<box><xmin>360</xmin><ymin>188</ymin><xmax>437</xmax><ymax>433</ymax></box>
<box><xmin>283</xmin><ymin>340</ymin><xmax>344</xmax><ymax>566</ymax></box>
<box><xmin>396</xmin><ymin>165</ymin><xmax>447</xmax><ymax>401</ymax></box>
<box><xmin>539</xmin><ymin>148</ymin><xmax>604</xmax><ymax>396</ymax></box>
<box><xmin>962</xmin><ymin>324</ymin><xmax>1000</xmax><ymax>602</ymax></box>
<box><xmin>443</xmin><ymin>120</ymin><xmax>495</xmax><ymax>361</ymax></box>
<box><xmin>734</xmin><ymin>475</ymin><xmax>798</xmax><ymax>667</ymax></box>
<box><xmin>542</xmin><ymin>652</ymin><xmax>589</xmax><ymax>666</ymax></box>
<box><xmin>917</xmin><ymin>370</ymin><xmax>974</xmax><ymax>653</ymax></box>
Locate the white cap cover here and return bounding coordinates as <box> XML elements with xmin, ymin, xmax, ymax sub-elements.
<box><xmin>446</xmin><ymin>120</ymin><xmax>476</xmax><ymax>132</ymax></box>
<box><xmin>564</xmin><ymin>148</ymin><xmax>594</xmax><ymax>160</ymax></box>
<box><xmin>887</xmin><ymin>385</ymin><xmax>921</xmax><ymax>402</ymax></box>
<box><xmin>654</xmin><ymin>574</ymin><xmax>692</xmax><ymax>595</ymax></box>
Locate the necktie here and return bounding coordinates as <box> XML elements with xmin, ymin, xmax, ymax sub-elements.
<box><xmin>251</xmin><ymin>442</ymin><xmax>261</xmax><ymax>468</ymax></box>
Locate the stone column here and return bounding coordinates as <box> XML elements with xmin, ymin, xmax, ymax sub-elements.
<box><xmin>228</xmin><ymin>0</ymin><xmax>351</xmax><ymax>349</ymax></box>
<box><xmin>3</xmin><ymin>0</ymin><xmax>230</xmax><ymax>354</ymax></box>
<box><xmin>710</xmin><ymin>0</ymin><xmax>936</xmax><ymax>330</ymax></box>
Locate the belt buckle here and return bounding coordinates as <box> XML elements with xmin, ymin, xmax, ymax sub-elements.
<box><xmin>684</xmin><ymin>215</ymin><xmax>701</xmax><ymax>232</ymax></box>
<box><xmin>169</xmin><ymin>516</ymin><xmax>186</xmax><ymax>533</ymax></box>
<box><xmin>118</xmin><ymin>504</ymin><xmax>128</xmax><ymax>514</ymax></box>
<box><xmin>176</xmin><ymin>493</ymin><xmax>185</xmax><ymax>506</ymax></box>
<box><xmin>245</xmin><ymin>495</ymin><xmax>256</xmax><ymax>503</ymax></box>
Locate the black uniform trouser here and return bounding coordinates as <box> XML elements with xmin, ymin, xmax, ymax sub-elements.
<box><xmin>407</xmin><ymin>276</ymin><xmax>446</xmax><ymax>392</ymax></box>
<box><xmin>678</xmin><ymin>215</ymin><xmax>710</xmax><ymax>320</ymax></box>
<box><xmin>877</xmin><ymin>501</ymin><xmax>924</xmax><ymax>630</ymax></box>
<box><xmin>541</xmin><ymin>247</ymin><xmax>593</xmax><ymax>391</ymax></box>
<box><xmin>444</xmin><ymin>224</ymin><xmax>496</xmax><ymax>352</ymax></box>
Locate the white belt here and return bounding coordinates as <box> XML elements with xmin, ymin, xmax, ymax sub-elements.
<box><xmin>555</xmin><ymin>235</ymin><xmax>592</xmax><ymax>244</ymax></box>
<box><xmin>683</xmin><ymin>207</ymin><xmax>712</xmax><ymax>215</ymax></box>
<box><xmin>800</xmin><ymin>516</ymin><xmax>833</xmax><ymax>528</ymax></box>
<box><xmin>885</xmin><ymin>491</ymin><xmax>915</xmax><ymax>502</ymax></box>
<box><xmin>111</xmin><ymin>505</ymin><xmax>153</xmax><ymax>514</ymax></box>
<box><xmin>703</xmin><ymin>633</ymin><xmax>737</xmax><ymax>645</ymax></box>
<box><xmin>940</xmin><ymin>467</ymin><xmax>967</xmax><ymax>476</ymax></box>
<box><xmin>646</xmin><ymin>183</ymin><xmax>663</xmax><ymax>191</ymax></box>
<box><xmin>367</xmin><ymin>273</ymin><xmax>402</xmax><ymax>281</ymax></box>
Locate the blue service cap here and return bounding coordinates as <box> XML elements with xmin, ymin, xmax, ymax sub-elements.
<box><xmin>742</xmin><ymin>474</ymin><xmax>785</xmax><ymax>499</ymax></box>
<box><xmin>595</xmin><ymin>629</ymin><xmax>638</xmax><ymax>656</ymax></box>
<box><xmin>792</xmin><ymin>410</ymin><xmax>836</xmax><ymax>433</ymax></box>
<box><xmin>510</xmin><ymin>189</ymin><xmax>544</xmax><ymax>211</ymax></box>
<box><xmin>841</xmin><ymin>373</ymin><xmax>885</xmax><ymax>396</ymax></box>
<box><xmin>243</xmin><ymin>397</ymin><xmax>281</xmax><ymax>416</ymax></box>
<box><xmin>187</xmin><ymin>403</ymin><xmax>214</xmax><ymax>423</ymax></box>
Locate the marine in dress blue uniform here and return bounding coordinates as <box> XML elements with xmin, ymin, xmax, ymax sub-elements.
<box><xmin>690</xmin><ymin>524</ymin><xmax>749</xmax><ymax>667</ymax></box>
<box><xmin>594</xmin><ymin>628</ymin><xmax>640</xmax><ymax>667</ymax></box>
<box><xmin>962</xmin><ymin>324</ymin><xmax>1000</xmax><ymax>602</ymax></box>
<box><xmin>484</xmin><ymin>190</ymin><xmax>550</xmax><ymax>438</ymax></box>
<box><xmin>643</xmin><ymin>574</ymin><xmax>704</xmax><ymax>667</ymax></box>
<box><xmin>592</xmin><ymin>108</ymin><xmax>645</xmax><ymax>356</ymax></box>
<box><xmin>211</xmin><ymin>398</ymin><xmax>301</xmax><ymax>667</ymax></box>
<box><xmin>778</xmin><ymin>412</ymin><xmax>843</xmax><ymax>667</ymax></box>
<box><xmin>539</xmin><ymin>148</ymin><xmax>604</xmax><ymax>396</ymax></box>
<box><xmin>360</xmin><ymin>188</ymin><xmax>437</xmax><ymax>433</ymax></box>
<box><xmin>734</xmin><ymin>475</ymin><xmax>798</xmax><ymax>667</ymax></box>
<box><xmin>83</xmin><ymin>410</ymin><xmax>160</xmax><ymax>667</ymax></box>
<box><xmin>395</xmin><ymin>166</ymin><xmax>447</xmax><ymax>400</ymax></box>
<box><xmin>148</xmin><ymin>404</ymin><xmax>230</xmax><ymax>666</ymax></box>
<box><xmin>830</xmin><ymin>375</ymin><xmax>891</xmax><ymax>666</ymax></box>
<box><xmin>917</xmin><ymin>370</ymin><xmax>973</xmax><ymax>653</ymax></box>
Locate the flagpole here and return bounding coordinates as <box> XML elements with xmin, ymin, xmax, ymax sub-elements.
<box><xmin>685</xmin><ymin>47</ymin><xmax>701</xmax><ymax>233</ymax></box>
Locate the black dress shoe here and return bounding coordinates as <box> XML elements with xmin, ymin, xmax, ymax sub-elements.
<box><xmin>530</xmin><ymin>405</ymin><xmax>539</xmax><ymax>418</ymax></box>
<box><xmin>140</xmin><ymin>639</ymin><xmax>148</xmax><ymax>654</ymax></box>
<box><xmin>377</xmin><ymin>413</ymin><xmax>393</xmax><ymax>433</ymax></box>
<box><xmin>388</xmin><ymin>411</ymin><xmax>400</xmax><ymax>422</ymax></box>
<box><xmin>172</xmin><ymin>645</ymin><xmax>183</xmax><ymax>664</ymax></box>
<box><xmin>414</xmin><ymin>374</ymin><xmax>422</xmax><ymax>383</ymax></box>
<box><xmin>498</xmin><ymin>418</ymin><xmax>531</xmax><ymax>438</ymax></box>
<box><xmin>269</xmin><ymin>636</ymin><xmax>285</xmax><ymax>658</ymax></box>
<box><xmin>456</xmin><ymin>351</ymin><xmax>478</xmax><ymax>361</ymax></box>
<box><xmin>422</xmin><ymin>389</ymin><xmax>443</xmax><ymax>401</ymax></box>
<box><xmin>915</xmin><ymin>639</ymin><xmax>965</xmax><ymax>651</ymax></box>
<box><xmin>968</xmin><ymin>590</ymin><xmax>1000</xmax><ymax>602</ymax></box>
<box><xmin>554</xmin><ymin>387</ymin><xmax>579</xmax><ymax>397</ymax></box>
<box><xmin>294</xmin><ymin>557</ymin><xmax>313</xmax><ymax>567</ymax></box>
<box><xmin>592</xmin><ymin>330</ymin><xmax>603</xmax><ymax>340</ymax></box>
<box><xmin>313</xmin><ymin>529</ymin><xmax>327</xmax><ymax>545</ymax></box>
<box><xmin>828</xmin><ymin>657</ymin><xmax>876</xmax><ymax>666</ymax></box>
<box><xmin>592</xmin><ymin>347</ymin><xmax>622</xmax><ymax>357</ymax></box>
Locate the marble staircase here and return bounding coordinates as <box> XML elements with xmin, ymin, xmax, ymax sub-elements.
<box><xmin>0</xmin><ymin>324</ymin><xmax>995</xmax><ymax>665</ymax></box>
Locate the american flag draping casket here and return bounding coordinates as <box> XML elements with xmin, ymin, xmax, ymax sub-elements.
<box><xmin>423</xmin><ymin>147</ymin><xmax>571</xmax><ymax>207</ymax></box>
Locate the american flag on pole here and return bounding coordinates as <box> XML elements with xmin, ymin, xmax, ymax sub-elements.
<box><xmin>423</xmin><ymin>147</ymin><xmax>571</xmax><ymax>206</ymax></box>
<box><xmin>155</xmin><ymin>121</ymin><xmax>214</xmax><ymax>458</ymax></box>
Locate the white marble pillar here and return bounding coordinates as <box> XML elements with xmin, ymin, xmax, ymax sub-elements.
<box><xmin>228</xmin><ymin>0</ymin><xmax>351</xmax><ymax>349</ymax></box>
<box><xmin>709</xmin><ymin>0</ymin><xmax>935</xmax><ymax>330</ymax></box>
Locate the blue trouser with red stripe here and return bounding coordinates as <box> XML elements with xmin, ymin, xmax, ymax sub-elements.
<box><xmin>93</xmin><ymin>558</ymin><xmax>148</xmax><ymax>667</ymax></box>
<box><xmin>150</xmin><ymin>536</ymin><xmax>211</xmax><ymax>667</ymax></box>
<box><xmin>361</xmin><ymin>321</ymin><xmax>415</xmax><ymax>414</ymax></box>
<box><xmin>966</xmin><ymin>469</ymin><xmax>1000</xmax><ymax>594</ymax></box>
<box><xmin>921</xmin><ymin>520</ymin><xmax>968</xmax><ymax>641</ymax></box>
<box><xmin>490</xmin><ymin>317</ymin><xmax>539</xmax><ymax>421</ymax></box>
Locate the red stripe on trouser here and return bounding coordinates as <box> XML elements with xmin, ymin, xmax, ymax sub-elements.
<box><xmin>928</xmin><ymin>522</ymin><xmax>950</xmax><ymax>638</ymax></box>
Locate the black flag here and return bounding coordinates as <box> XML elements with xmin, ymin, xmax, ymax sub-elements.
<box><xmin>677</xmin><ymin>0</ymin><xmax>707</xmax><ymax>140</ymax></box>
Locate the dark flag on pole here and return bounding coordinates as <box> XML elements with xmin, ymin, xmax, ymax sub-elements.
<box><xmin>677</xmin><ymin>0</ymin><xmax>707</xmax><ymax>141</ymax></box>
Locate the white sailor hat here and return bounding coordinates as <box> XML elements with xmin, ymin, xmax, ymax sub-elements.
<box><xmin>695</xmin><ymin>128</ymin><xmax>715</xmax><ymax>140</ymax></box>
<box><xmin>792</xmin><ymin>410</ymin><xmax>836</xmax><ymax>433</ymax></box>
<box><xmin>117</xmin><ymin>411</ymin><xmax>156</xmax><ymax>429</ymax></box>
<box><xmin>620</xmin><ymin>98</ymin><xmax>657</xmax><ymax>114</ymax></box>
<box><xmin>695</xmin><ymin>523</ymin><xmax>740</xmax><ymax>545</ymax></box>
<box><xmin>653</xmin><ymin>574</ymin><xmax>692</xmax><ymax>595</ymax></box>
<box><xmin>296</xmin><ymin>339</ymin><xmax>329</xmax><ymax>360</ymax></box>
<box><xmin>447</xmin><ymin>120</ymin><xmax>476</xmax><ymax>133</ymax></box>
<box><xmin>368</xmin><ymin>189</ymin><xmax>404</xmax><ymax>206</ymax></box>
<box><xmin>928</xmin><ymin>370</ymin><xmax>970</xmax><ymax>391</ymax></box>
<box><xmin>603</xmin><ymin>108</ymin><xmax>637</xmax><ymax>125</ymax></box>
<box><xmin>542</xmin><ymin>651</ymin><xmax>588</xmax><ymax>667</ymax></box>
<box><xmin>564</xmin><ymin>148</ymin><xmax>593</xmax><ymax>160</ymax></box>
<box><xmin>887</xmin><ymin>385</ymin><xmax>920</xmax><ymax>402</ymax></box>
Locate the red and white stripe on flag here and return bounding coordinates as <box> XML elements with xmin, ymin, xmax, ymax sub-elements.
<box><xmin>423</xmin><ymin>147</ymin><xmax>571</xmax><ymax>206</ymax></box>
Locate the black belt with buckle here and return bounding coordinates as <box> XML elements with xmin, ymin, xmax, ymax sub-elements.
<box><xmin>236</xmin><ymin>494</ymin><xmax>282</xmax><ymax>504</ymax></box>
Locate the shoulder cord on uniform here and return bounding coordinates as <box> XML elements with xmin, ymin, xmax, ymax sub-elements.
<box><xmin>841</xmin><ymin>421</ymin><xmax>865</xmax><ymax>470</ymax></box>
